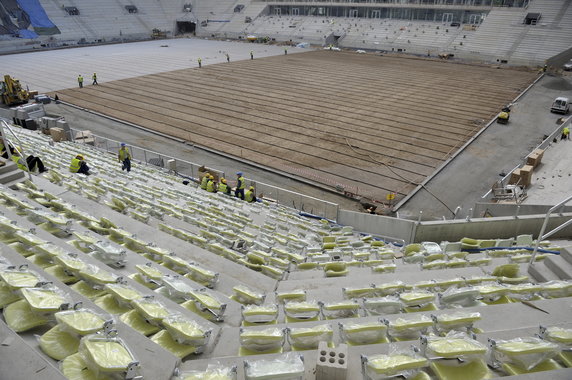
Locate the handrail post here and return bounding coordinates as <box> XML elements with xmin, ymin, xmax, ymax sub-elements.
<box><xmin>530</xmin><ymin>194</ymin><xmax>572</xmax><ymax>264</ymax></box>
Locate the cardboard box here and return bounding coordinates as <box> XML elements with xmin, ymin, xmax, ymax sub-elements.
<box><xmin>509</xmin><ymin>169</ymin><xmax>521</xmax><ymax>185</ymax></box>
<box><xmin>50</xmin><ymin>127</ymin><xmax>66</xmax><ymax>142</ymax></box>
<box><xmin>527</xmin><ymin>148</ymin><xmax>544</xmax><ymax>168</ymax></box>
<box><xmin>74</xmin><ymin>129</ymin><xmax>94</xmax><ymax>145</ymax></box>
<box><xmin>520</xmin><ymin>165</ymin><xmax>534</xmax><ymax>187</ymax></box>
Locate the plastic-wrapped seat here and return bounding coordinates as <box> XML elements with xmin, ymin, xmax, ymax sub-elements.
<box><xmin>40</xmin><ymin>324</ymin><xmax>81</xmax><ymax>360</ymax></box>
<box><xmin>284</xmin><ymin>300</ymin><xmax>320</xmax><ymax>322</ymax></box>
<box><xmin>131</xmin><ymin>297</ymin><xmax>170</xmax><ymax>326</ymax></box>
<box><xmin>422</xmin><ymin>334</ymin><xmax>491</xmax><ymax>380</ymax></box>
<box><xmin>287</xmin><ymin>324</ymin><xmax>333</xmax><ymax>350</ymax></box>
<box><xmin>340</xmin><ymin>321</ymin><xmax>388</xmax><ymax>345</ymax></box>
<box><xmin>361</xmin><ymin>350</ymin><xmax>429</xmax><ymax>380</ymax></box>
<box><xmin>239</xmin><ymin>327</ymin><xmax>285</xmax><ymax>355</ymax></box>
<box><xmin>120</xmin><ymin>309</ymin><xmax>161</xmax><ymax>336</ymax></box>
<box><xmin>490</xmin><ymin>337</ymin><xmax>562</xmax><ymax>376</ymax></box>
<box><xmin>323</xmin><ymin>262</ymin><xmax>348</xmax><ymax>277</ymax></box>
<box><xmin>232</xmin><ymin>285</ymin><xmax>265</xmax><ymax>306</ymax></box>
<box><xmin>94</xmin><ymin>294</ymin><xmax>131</xmax><ymax>315</ymax></box>
<box><xmin>61</xmin><ymin>352</ymin><xmax>108</xmax><ymax>380</ymax></box>
<box><xmin>242</xmin><ymin>304</ymin><xmax>279</xmax><ymax>325</ymax></box>
<box><xmin>386</xmin><ymin>315</ymin><xmax>433</xmax><ymax>342</ymax></box>
<box><xmin>244</xmin><ymin>352</ymin><xmax>304</xmax><ymax>380</ymax></box>
<box><xmin>321</xmin><ymin>300</ymin><xmax>360</xmax><ymax>319</ymax></box>
<box><xmin>3</xmin><ymin>299</ymin><xmax>49</xmax><ymax>332</ymax></box>
<box><xmin>77</xmin><ymin>333</ymin><xmax>140</xmax><ymax>379</ymax></box>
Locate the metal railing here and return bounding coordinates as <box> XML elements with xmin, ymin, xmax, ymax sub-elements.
<box><xmin>529</xmin><ymin>194</ymin><xmax>572</xmax><ymax>265</ymax></box>
<box><xmin>1</xmin><ymin>120</ymin><xmax>33</xmax><ymax>182</ymax></box>
<box><xmin>70</xmin><ymin>128</ymin><xmax>340</xmax><ymax>220</ymax></box>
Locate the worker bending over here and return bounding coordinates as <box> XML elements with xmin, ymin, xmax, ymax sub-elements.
<box><xmin>118</xmin><ymin>143</ymin><xmax>131</xmax><ymax>172</ymax></box>
<box><xmin>11</xmin><ymin>147</ymin><xmax>47</xmax><ymax>173</ymax></box>
<box><xmin>245</xmin><ymin>186</ymin><xmax>257</xmax><ymax>203</ymax></box>
<box><xmin>218</xmin><ymin>178</ymin><xmax>231</xmax><ymax>195</ymax></box>
<box><xmin>561</xmin><ymin>126</ymin><xmax>570</xmax><ymax>141</ymax></box>
<box><xmin>235</xmin><ymin>172</ymin><xmax>246</xmax><ymax>199</ymax></box>
<box><xmin>70</xmin><ymin>154</ymin><xmax>91</xmax><ymax>175</ymax></box>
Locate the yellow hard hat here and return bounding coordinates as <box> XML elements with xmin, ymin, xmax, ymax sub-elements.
<box><xmin>76</xmin><ymin>154</ymin><xmax>84</xmax><ymax>160</ymax></box>
<box><xmin>249</xmin><ymin>186</ymin><xmax>254</xmax><ymax>190</ymax></box>
<box><xmin>221</xmin><ymin>178</ymin><xmax>226</xmax><ymax>183</ymax></box>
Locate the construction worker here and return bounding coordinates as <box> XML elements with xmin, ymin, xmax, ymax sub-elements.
<box><xmin>11</xmin><ymin>147</ymin><xmax>47</xmax><ymax>173</ymax></box>
<box><xmin>245</xmin><ymin>186</ymin><xmax>257</xmax><ymax>203</ymax></box>
<box><xmin>562</xmin><ymin>126</ymin><xmax>570</xmax><ymax>141</ymax></box>
<box><xmin>198</xmin><ymin>58</ymin><xmax>202</xmax><ymax>68</ymax></box>
<box><xmin>235</xmin><ymin>171</ymin><xmax>246</xmax><ymax>199</ymax></box>
<box><xmin>92</xmin><ymin>73</ymin><xmax>98</xmax><ymax>85</ymax></box>
<box><xmin>118</xmin><ymin>142</ymin><xmax>131</xmax><ymax>172</ymax></box>
<box><xmin>226</xmin><ymin>53</ymin><xmax>230</xmax><ymax>63</ymax></box>
<box><xmin>78</xmin><ymin>75</ymin><xmax>83</xmax><ymax>88</ymax></box>
<box><xmin>0</xmin><ymin>140</ymin><xmax>15</xmax><ymax>158</ymax></box>
<box><xmin>284</xmin><ymin>47</ymin><xmax>288</xmax><ymax>55</ymax></box>
<box><xmin>206</xmin><ymin>176</ymin><xmax>217</xmax><ymax>193</ymax></box>
<box><xmin>218</xmin><ymin>178</ymin><xmax>231</xmax><ymax>195</ymax></box>
<box><xmin>70</xmin><ymin>154</ymin><xmax>90</xmax><ymax>175</ymax></box>
<box><xmin>200</xmin><ymin>172</ymin><xmax>211</xmax><ymax>190</ymax></box>
<box><xmin>250</xmin><ymin>51</ymin><xmax>254</xmax><ymax>60</ymax></box>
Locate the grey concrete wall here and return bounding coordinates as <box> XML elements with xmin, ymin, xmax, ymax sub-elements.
<box><xmin>414</xmin><ymin>212</ymin><xmax>572</xmax><ymax>242</ymax></box>
<box><xmin>547</xmin><ymin>46</ymin><xmax>572</xmax><ymax>71</ymax></box>
<box><xmin>337</xmin><ymin>209</ymin><xmax>415</xmax><ymax>243</ymax></box>
<box><xmin>473</xmin><ymin>202</ymin><xmax>572</xmax><ymax>218</ymax></box>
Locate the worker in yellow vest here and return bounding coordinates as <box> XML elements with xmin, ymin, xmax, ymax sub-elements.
<box><xmin>561</xmin><ymin>126</ymin><xmax>570</xmax><ymax>141</ymax></box>
<box><xmin>206</xmin><ymin>176</ymin><xmax>217</xmax><ymax>193</ymax></box>
<box><xmin>245</xmin><ymin>186</ymin><xmax>257</xmax><ymax>203</ymax></box>
<box><xmin>118</xmin><ymin>143</ymin><xmax>131</xmax><ymax>172</ymax></box>
<box><xmin>218</xmin><ymin>178</ymin><xmax>231</xmax><ymax>195</ymax></box>
<box><xmin>92</xmin><ymin>73</ymin><xmax>98</xmax><ymax>85</ymax></box>
<box><xmin>78</xmin><ymin>75</ymin><xmax>83</xmax><ymax>88</ymax></box>
<box><xmin>235</xmin><ymin>171</ymin><xmax>246</xmax><ymax>199</ymax></box>
<box><xmin>200</xmin><ymin>172</ymin><xmax>211</xmax><ymax>190</ymax></box>
<box><xmin>11</xmin><ymin>147</ymin><xmax>47</xmax><ymax>173</ymax></box>
<box><xmin>70</xmin><ymin>154</ymin><xmax>90</xmax><ymax>175</ymax></box>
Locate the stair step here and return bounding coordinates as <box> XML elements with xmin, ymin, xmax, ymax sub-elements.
<box><xmin>559</xmin><ymin>248</ymin><xmax>572</xmax><ymax>266</ymax></box>
<box><xmin>544</xmin><ymin>255</ymin><xmax>572</xmax><ymax>280</ymax></box>
<box><xmin>0</xmin><ymin>169</ymin><xmax>26</xmax><ymax>185</ymax></box>
<box><xmin>528</xmin><ymin>261</ymin><xmax>561</xmax><ymax>282</ymax></box>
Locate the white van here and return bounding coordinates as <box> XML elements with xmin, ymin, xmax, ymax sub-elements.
<box><xmin>551</xmin><ymin>97</ymin><xmax>570</xmax><ymax>114</ymax></box>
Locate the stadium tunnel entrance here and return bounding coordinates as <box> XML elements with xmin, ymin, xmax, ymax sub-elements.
<box><xmin>176</xmin><ymin>21</ymin><xmax>195</xmax><ymax>35</ymax></box>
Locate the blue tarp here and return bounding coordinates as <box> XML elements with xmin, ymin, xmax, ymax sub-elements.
<box><xmin>16</xmin><ymin>0</ymin><xmax>57</xmax><ymax>29</ymax></box>
<box><xmin>18</xmin><ymin>29</ymin><xmax>38</xmax><ymax>38</ymax></box>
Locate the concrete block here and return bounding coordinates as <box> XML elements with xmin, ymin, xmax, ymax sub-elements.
<box><xmin>508</xmin><ymin>169</ymin><xmax>521</xmax><ymax>185</ymax></box>
<box><xmin>316</xmin><ymin>341</ymin><xmax>348</xmax><ymax>380</ymax></box>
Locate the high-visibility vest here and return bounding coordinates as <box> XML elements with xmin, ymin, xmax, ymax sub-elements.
<box><xmin>200</xmin><ymin>176</ymin><xmax>209</xmax><ymax>190</ymax></box>
<box><xmin>70</xmin><ymin>158</ymin><xmax>81</xmax><ymax>173</ymax></box>
<box><xmin>237</xmin><ymin>176</ymin><xmax>246</xmax><ymax>189</ymax></box>
<box><xmin>92</xmin><ymin>73</ymin><xmax>97</xmax><ymax>80</ymax></box>
<box><xmin>245</xmin><ymin>190</ymin><xmax>255</xmax><ymax>202</ymax></box>
<box><xmin>12</xmin><ymin>155</ymin><xmax>27</xmax><ymax>171</ymax></box>
<box><xmin>206</xmin><ymin>180</ymin><xmax>216</xmax><ymax>193</ymax></box>
<box><xmin>564</xmin><ymin>127</ymin><xmax>570</xmax><ymax>135</ymax></box>
<box><xmin>219</xmin><ymin>182</ymin><xmax>229</xmax><ymax>194</ymax></box>
<box><xmin>118</xmin><ymin>147</ymin><xmax>131</xmax><ymax>161</ymax></box>
<box><xmin>78</xmin><ymin>76</ymin><xmax>83</xmax><ymax>83</ymax></box>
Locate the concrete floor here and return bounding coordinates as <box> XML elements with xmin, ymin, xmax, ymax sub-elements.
<box><xmin>398</xmin><ymin>72</ymin><xmax>572</xmax><ymax>219</ymax></box>
<box><xmin>1</xmin><ymin>38</ymin><xmax>306</xmax><ymax>93</ymax></box>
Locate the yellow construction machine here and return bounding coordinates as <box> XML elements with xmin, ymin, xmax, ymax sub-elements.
<box><xmin>1</xmin><ymin>75</ymin><xmax>30</xmax><ymax>106</ymax></box>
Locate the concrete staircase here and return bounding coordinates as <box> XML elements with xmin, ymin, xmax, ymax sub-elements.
<box><xmin>0</xmin><ymin>159</ymin><xmax>26</xmax><ymax>188</ymax></box>
<box><xmin>529</xmin><ymin>247</ymin><xmax>572</xmax><ymax>281</ymax></box>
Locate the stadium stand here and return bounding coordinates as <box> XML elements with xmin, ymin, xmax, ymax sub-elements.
<box><xmin>0</xmin><ymin>115</ymin><xmax>572</xmax><ymax>378</ymax></box>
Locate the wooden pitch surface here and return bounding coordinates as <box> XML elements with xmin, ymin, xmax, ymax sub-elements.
<box><xmin>55</xmin><ymin>50</ymin><xmax>537</xmax><ymax>202</ymax></box>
